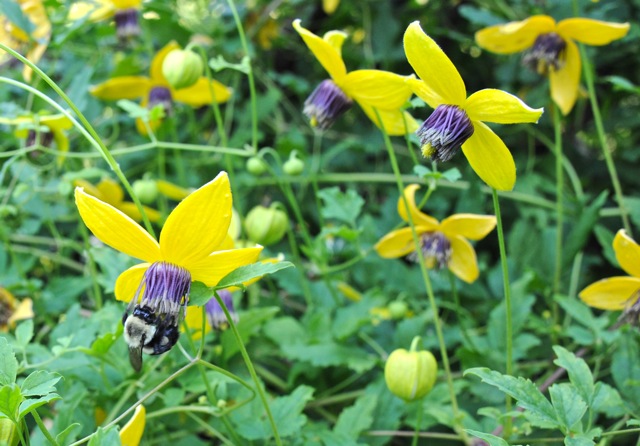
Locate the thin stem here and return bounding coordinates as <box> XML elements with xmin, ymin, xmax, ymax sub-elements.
<box><xmin>491</xmin><ymin>188</ymin><xmax>513</xmax><ymax>437</ymax></box>
<box><xmin>31</xmin><ymin>410</ymin><xmax>59</xmax><ymax>446</ymax></box>
<box><xmin>448</xmin><ymin>271</ymin><xmax>477</xmax><ymax>351</ymax></box>
<box><xmin>552</xmin><ymin>103</ymin><xmax>563</xmax><ymax>309</ymax></box>
<box><xmin>412</xmin><ymin>401</ymin><xmax>423</xmax><ymax>446</ymax></box>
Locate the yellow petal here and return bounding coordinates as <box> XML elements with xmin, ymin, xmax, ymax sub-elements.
<box><xmin>90</xmin><ymin>76</ymin><xmax>151</xmax><ymax>100</ymax></box>
<box><xmin>440</xmin><ymin>214</ymin><xmax>496</xmax><ymax>240</ymax></box>
<box><xmin>115</xmin><ymin>264</ymin><xmax>149</xmax><ymax>303</ymax></box>
<box><xmin>160</xmin><ymin>172</ymin><xmax>232</xmax><ymax>265</ymax></box>
<box><xmin>188</xmin><ymin>247</ymin><xmax>263</xmax><ymax>287</ymax></box>
<box><xmin>357</xmin><ymin>102</ymin><xmax>418</xmax><ymax>136</ymax></box>
<box><xmin>172</xmin><ymin>78</ymin><xmax>233</xmax><ymax>107</ymax></box>
<box><xmin>475</xmin><ymin>15</ymin><xmax>556</xmax><ymax>54</ymax></box>
<box><xmin>183</xmin><ymin>306</ymin><xmax>209</xmax><ymax>339</ymax></box>
<box><xmin>120</xmin><ymin>405</ymin><xmax>145</xmax><ymax>446</ymax></box>
<box><xmin>156</xmin><ymin>180</ymin><xmax>191</xmax><ymax>201</ymax></box>
<box><xmin>579</xmin><ymin>276</ymin><xmax>640</xmax><ymax>310</ymax></box>
<box><xmin>69</xmin><ymin>1</ymin><xmax>114</xmax><ymax>21</ymax></box>
<box><xmin>151</xmin><ymin>41</ymin><xmax>180</xmax><ymax>83</ymax></box>
<box><xmin>8</xmin><ymin>298</ymin><xmax>34</xmax><ymax>326</ymax></box>
<box><xmin>292</xmin><ymin>19</ymin><xmax>347</xmax><ymax>81</ymax></box>
<box><xmin>113</xmin><ymin>0</ymin><xmax>142</xmax><ymax>9</ymax></box>
<box><xmin>322</xmin><ymin>0</ymin><xmax>339</xmax><ymax>14</ymax></box>
<box><xmin>465</xmin><ymin>89</ymin><xmax>543</xmax><ymax>124</ymax></box>
<box><xmin>461</xmin><ymin>122</ymin><xmax>516</xmax><ymax>191</ymax></box>
<box><xmin>97</xmin><ymin>179</ymin><xmax>124</xmax><ymax>206</ymax></box>
<box><xmin>403</xmin><ymin>21</ymin><xmax>466</xmax><ymax>106</ymax></box>
<box><xmin>557</xmin><ymin>18</ymin><xmax>629</xmax><ymax>46</ymax></box>
<box><xmin>324</xmin><ymin>30</ymin><xmax>347</xmax><ymax>54</ymax></box>
<box><xmin>75</xmin><ymin>188</ymin><xmax>161</xmax><ymax>263</ymax></box>
<box><xmin>374</xmin><ymin>227</ymin><xmax>420</xmax><ymax>258</ymax></box>
<box><xmin>397</xmin><ymin>184</ymin><xmax>440</xmax><ymax>228</ymax></box>
<box><xmin>341</xmin><ymin>70</ymin><xmax>413</xmax><ymax>109</ymax></box>
<box><xmin>117</xmin><ymin>202</ymin><xmax>162</xmax><ymax>223</ymax></box>
<box><xmin>613</xmin><ymin>229</ymin><xmax>640</xmax><ymax>278</ymax></box>
<box><xmin>73</xmin><ymin>180</ymin><xmax>104</xmax><ymax>200</ymax></box>
<box><xmin>448</xmin><ymin>235</ymin><xmax>479</xmax><ymax>283</ymax></box>
<box><xmin>549</xmin><ymin>39</ymin><xmax>581</xmax><ymax>115</ymax></box>
<box><xmin>41</xmin><ymin>114</ymin><xmax>72</xmax><ymax>131</ymax></box>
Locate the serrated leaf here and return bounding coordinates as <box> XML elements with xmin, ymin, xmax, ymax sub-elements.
<box><xmin>20</xmin><ymin>370</ymin><xmax>61</xmax><ymax>397</ymax></box>
<box><xmin>334</xmin><ymin>394</ymin><xmax>377</xmax><ymax>439</ymax></box>
<box><xmin>220</xmin><ymin>307</ymin><xmax>280</xmax><ymax>361</ymax></box>
<box><xmin>564</xmin><ymin>434</ymin><xmax>596</xmax><ymax>446</ymax></box>
<box><xmin>611</xmin><ymin>333</ymin><xmax>640</xmax><ymax>413</ymax></box>
<box><xmin>441</xmin><ymin>167</ymin><xmax>462</xmax><ymax>182</ymax></box>
<box><xmin>215</xmin><ymin>261</ymin><xmax>294</xmax><ymax>290</ymax></box>
<box><xmin>552</xmin><ymin>346</ymin><xmax>594</xmax><ymax>405</ymax></box>
<box><xmin>0</xmin><ymin>339</ymin><xmax>17</xmax><ymax>386</ymax></box>
<box><xmin>549</xmin><ymin>383</ymin><xmax>587</xmax><ymax>431</ymax></box>
<box><xmin>591</xmin><ymin>382</ymin><xmax>625</xmax><ymax>418</ymax></box>
<box><xmin>0</xmin><ymin>385</ymin><xmax>22</xmax><ymax>420</ymax></box>
<box><xmin>280</xmin><ymin>343</ymin><xmax>377</xmax><ymax>373</ymax></box>
<box><xmin>465</xmin><ymin>430</ymin><xmax>509</xmax><ymax>446</ymax></box>
<box><xmin>465</xmin><ymin>368</ymin><xmax>559</xmax><ymax>428</ymax></box>
<box><xmin>318</xmin><ymin>187</ymin><xmax>364</xmax><ymax>226</ymax></box>
<box><xmin>14</xmin><ymin>319</ymin><xmax>33</xmax><ymax>347</ymax></box>
<box><xmin>19</xmin><ymin>393</ymin><xmax>61</xmax><ymax>419</ymax></box>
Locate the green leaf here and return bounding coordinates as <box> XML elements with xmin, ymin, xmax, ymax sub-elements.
<box><xmin>19</xmin><ymin>393</ymin><xmax>61</xmax><ymax>419</ymax></box>
<box><xmin>549</xmin><ymin>383</ymin><xmax>587</xmax><ymax>431</ymax></box>
<box><xmin>562</xmin><ymin>191</ymin><xmax>607</xmax><ymax>268</ymax></box>
<box><xmin>611</xmin><ymin>333</ymin><xmax>640</xmax><ymax>413</ymax></box>
<box><xmin>220</xmin><ymin>307</ymin><xmax>280</xmax><ymax>361</ymax></box>
<box><xmin>591</xmin><ymin>382</ymin><xmax>626</xmax><ymax>418</ymax></box>
<box><xmin>593</xmin><ymin>224</ymin><xmax>618</xmax><ymax>267</ymax></box>
<box><xmin>603</xmin><ymin>75</ymin><xmax>640</xmax><ymax>94</ymax></box>
<box><xmin>280</xmin><ymin>342</ymin><xmax>377</xmax><ymax>373</ymax></box>
<box><xmin>552</xmin><ymin>346</ymin><xmax>594</xmax><ymax>405</ymax></box>
<box><xmin>188</xmin><ymin>281</ymin><xmax>212</xmax><ymax>307</ymax></box>
<box><xmin>318</xmin><ymin>187</ymin><xmax>364</xmax><ymax>226</ymax></box>
<box><xmin>209</xmin><ymin>55</ymin><xmax>251</xmax><ymax>74</ymax></box>
<box><xmin>0</xmin><ymin>339</ymin><xmax>17</xmax><ymax>386</ymax></box>
<box><xmin>465</xmin><ymin>368</ymin><xmax>559</xmax><ymax>428</ymax></box>
<box><xmin>56</xmin><ymin>423</ymin><xmax>82</xmax><ymax>445</ymax></box>
<box><xmin>441</xmin><ymin>167</ymin><xmax>462</xmax><ymax>182</ymax></box>
<box><xmin>90</xmin><ymin>331</ymin><xmax>118</xmax><ymax>355</ymax></box>
<box><xmin>0</xmin><ymin>386</ymin><xmax>22</xmax><ymax>421</ymax></box>
<box><xmin>14</xmin><ymin>319</ymin><xmax>33</xmax><ymax>347</ymax></box>
<box><xmin>334</xmin><ymin>394</ymin><xmax>377</xmax><ymax>439</ymax></box>
<box><xmin>0</xmin><ymin>0</ymin><xmax>35</xmax><ymax>37</ymax></box>
<box><xmin>564</xmin><ymin>434</ymin><xmax>596</xmax><ymax>446</ymax></box>
<box><xmin>20</xmin><ymin>370</ymin><xmax>61</xmax><ymax>397</ymax></box>
<box><xmin>215</xmin><ymin>261</ymin><xmax>294</xmax><ymax>290</ymax></box>
<box><xmin>87</xmin><ymin>426</ymin><xmax>121</xmax><ymax>446</ymax></box>
<box><xmin>465</xmin><ymin>430</ymin><xmax>509</xmax><ymax>446</ymax></box>
<box><xmin>116</xmin><ymin>99</ymin><xmax>150</xmax><ymax>119</ymax></box>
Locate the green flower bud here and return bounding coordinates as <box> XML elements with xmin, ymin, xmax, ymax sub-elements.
<box><xmin>132</xmin><ymin>179</ymin><xmax>159</xmax><ymax>204</ymax></box>
<box><xmin>385</xmin><ymin>348</ymin><xmax>437</xmax><ymax>401</ymax></box>
<box><xmin>283</xmin><ymin>152</ymin><xmax>304</xmax><ymax>175</ymax></box>
<box><xmin>244</xmin><ymin>204</ymin><xmax>288</xmax><ymax>246</ymax></box>
<box><xmin>246</xmin><ymin>157</ymin><xmax>268</xmax><ymax>176</ymax></box>
<box><xmin>162</xmin><ymin>49</ymin><xmax>203</xmax><ymax>90</ymax></box>
<box><xmin>387</xmin><ymin>300</ymin><xmax>408</xmax><ymax>320</ymax></box>
<box><xmin>0</xmin><ymin>418</ymin><xmax>18</xmax><ymax>446</ymax></box>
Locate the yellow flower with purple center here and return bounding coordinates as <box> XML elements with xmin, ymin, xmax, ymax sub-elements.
<box><xmin>580</xmin><ymin>230</ymin><xmax>640</xmax><ymax>320</ymax></box>
<box><xmin>0</xmin><ymin>288</ymin><xmax>33</xmax><ymax>332</ymax></box>
<box><xmin>90</xmin><ymin>41</ymin><xmax>232</xmax><ymax>134</ymax></box>
<box><xmin>69</xmin><ymin>0</ymin><xmax>142</xmax><ymax>40</ymax></box>
<box><xmin>0</xmin><ymin>113</ymin><xmax>72</xmax><ymax>165</ymax></box>
<box><xmin>475</xmin><ymin>15</ymin><xmax>629</xmax><ymax>115</ymax></box>
<box><xmin>293</xmin><ymin>19</ymin><xmax>417</xmax><ymax>135</ymax></box>
<box><xmin>403</xmin><ymin>21</ymin><xmax>543</xmax><ymax>191</ymax></box>
<box><xmin>375</xmin><ymin>184</ymin><xmax>496</xmax><ymax>283</ymax></box>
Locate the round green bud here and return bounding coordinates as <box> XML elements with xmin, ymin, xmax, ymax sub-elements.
<box><xmin>246</xmin><ymin>157</ymin><xmax>268</xmax><ymax>176</ymax></box>
<box><xmin>283</xmin><ymin>153</ymin><xmax>304</xmax><ymax>175</ymax></box>
<box><xmin>244</xmin><ymin>204</ymin><xmax>288</xmax><ymax>246</ymax></box>
<box><xmin>162</xmin><ymin>49</ymin><xmax>203</xmax><ymax>90</ymax></box>
<box><xmin>387</xmin><ymin>300</ymin><xmax>408</xmax><ymax>320</ymax></box>
<box><xmin>384</xmin><ymin>348</ymin><xmax>437</xmax><ymax>401</ymax></box>
<box><xmin>132</xmin><ymin>179</ymin><xmax>158</xmax><ymax>204</ymax></box>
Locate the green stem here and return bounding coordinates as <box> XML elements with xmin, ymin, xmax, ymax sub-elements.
<box><xmin>552</xmin><ymin>103</ymin><xmax>563</xmax><ymax>304</ymax></box>
<box><xmin>579</xmin><ymin>44</ymin><xmax>632</xmax><ymax>236</ymax></box>
<box><xmin>491</xmin><ymin>188</ymin><xmax>513</xmax><ymax>437</ymax></box>
<box><xmin>412</xmin><ymin>401</ymin><xmax>423</xmax><ymax>446</ymax></box>
<box><xmin>31</xmin><ymin>410</ymin><xmax>59</xmax><ymax>445</ymax></box>
<box><xmin>448</xmin><ymin>271</ymin><xmax>477</xmax><ymax>351</ymax></box>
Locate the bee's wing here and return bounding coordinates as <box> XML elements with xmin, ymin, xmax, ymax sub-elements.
<box><xmin>128</xmin><ymin>344</ymin><xmax>143</xmax><ymax>373</ymax></box>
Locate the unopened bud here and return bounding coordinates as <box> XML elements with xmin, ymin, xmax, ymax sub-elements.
<box><xmin>385</xmin><ymin>345</ymin><xmax>437</xmax><ymax>401</ymax></box>
<box><xmin>283</xmin><ymin>152</ymin><xmax>304</xmax><ymax>175</ymax></box>
<box><xmin>162</xmin><ymin>49</ymin><xmax>203</xmax><ymax>90</ymax></box>
<box><xmin>246</xmin><ymin>157</ymin><xmax>268</xmax><ymax>176</ymax></box>
<box><xmin>387</xmin><ymin>300</ymin><xmax>408</xmax><ymax>320</ymax></box>
<box><xmin>132</xmin><ymin>179</ymin><xmax>158</xmax><ymax>204</ymax></box>
<box><xmin>244</xmin><ymin>204</ymin><xmax>288</xmax><ymax>246</ymax></box>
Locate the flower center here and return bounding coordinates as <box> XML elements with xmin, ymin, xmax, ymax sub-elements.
<box><xmin>408</xmin><ymin>231</ymin><xmax>452</xmax><ymax>270</ymax></box>
<box><xmin>619</xmin><ymin>291</ymin><xmax>640</xmax><ymax>326</ymax></box>
<box><xmin>0</xmin><ymin>295</ymin><xmax>14</xmax><ymax>328</ymax></box>
<box><xmin>133</xmin><ymin>261</ymin><xmax>191</xmax><ymax>322</ymax></box>
<box><xmin>522</xmin><ymin>32</ymin><xmax>567</xmax><ymax>74</ymax></box>
<box><xmin>204</xmin><ymin>289</ymin><xmax>238</xmax><ymax>330</ymax></box>
<box><xmin>114</xmin><ymin>8</ymin><xmax>140</xmax><ymax>40</ymax></box>
<box><xmin>303</xmin><ymin>79</ymin><xmax>353</xmax><ymax>130</ymax></box>
<box><xmin>417</xmin><ymin>105</ymin><xmax>474</xmax><ymax>162</ymax></box>
<box><xmin>148</xmin><ymin>86</ymin><xmax>173</xmax><ymax>115</ymax></box>
<box><xmin>26</xmin><ymin>129</ymin><xmax>54</xmax><ymax>148</ymax></box>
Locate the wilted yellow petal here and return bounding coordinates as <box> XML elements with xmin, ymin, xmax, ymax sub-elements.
<box><xmin>579</xmin><ymin>276</ymin><xmax>640</xmax><ymax>310</ymax></box>
<box><xmin>440</xmin><ymin>214</ymin><xmax>496</xmax><ymax>240</ymax></box>
<box><xmin>475</xmin><ymin>15</ymin><xmax>556</xmax><ymax>54</ymax></box>
<box><xmin>549</xmin><ymin>39</ymin><xmax>581</xmax><ymax>115</ymax></box>
<box><xmin>293</xmin><ymin>19</ymin><xmax>347</xmax><ymax>81</ymax></box>
<box><xmin>120</xmin><ymin>405</ymin><xmax>145</xmax><ymax>446</ymax></box>
<box><xmin>558</xmin><ymin>18</ymin><xmax>629</xmax><ymax>46</ymax></box>
<box><xmin>465</xmin><ymin>89</ymin><xmax>543</xmax><ymax>124</ymax></box>
<box><xmin>613</xmin><ymin>229</ymin><xmax>640</xmax><ymax>278</ymax></box>
<box><xmin>448</xmin><ymin>235</ymin><xmax>479</xmax><ymax>283</ymax></box>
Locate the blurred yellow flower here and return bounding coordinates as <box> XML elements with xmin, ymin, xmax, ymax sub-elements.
<box><xmin>0</xmin><ymin>113</ymin><xmax>72</xmax><ymax>165</ymax></box>
<box><xmin>404</xmin><ymin>21</ymin><xmax>543</xmax><ymax>191</ymax></box>
<box><xmin>120</xmin><ymin>405</ymin><xmax>145</xmax><ymax>446</ymax></box>
<box><xmin>322</xmin><ymin>0</ymin><xmax>340</xmax><ymax>15</ymax></box>
<box><xmin>69</xmin><ymin>0</ymin><xmax>142</xmax><ymax>40</ymax></box>
<box><xmin>475</xmin><ymin>15</ymin><xmax>629</xmax><ymax>115</ymax></box>
<box><xmin>90</xmin><ymin>41</ymin><xmax>232</xmax><ymax>134</ymax></box>
<box><xmin>0</xmin><ymin>288</ymin><xmax>33</xmax><ymax>332</ymax></box>
<box><xmin>0</xmin><ymin>0</ymin><xmax>51</xmax><ymax>82</ymax></box>
<box><xmin>293</xmin><ymin>19</ymin><xmax>417</xmax><ymax>135</ymax></box>
<box><xmin>375</xmin><ymin>184</ymin><xmax>496</xmax><ymax>283</ymax></box>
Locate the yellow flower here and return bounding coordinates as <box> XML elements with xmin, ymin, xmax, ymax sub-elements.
<box><xmin>69</xmin><ymin>0</ymin><xmax>142</xmax><ymax>40</ymax></box>
<box><xmin>374</xmin><ymin>184</ymin><xmax>496</xmax><ymax>283</ymax></box>
<box><xmin>475</xmin><ymin>15</ymin><xmax>629</xmax><ymax>115</ymax></box>
<box><xmin>579</xmin><ymin>229</ymin><xmax>640</xmax><ymax>311</ymax></box>
<box><xmin>0</xmin><ymin>288</ymin><xmax>33</xmax><ymax>332</ymax></box>
<box><xmin>90</xmin><ymin>41</ymin><xmax>232</xmax><ymax>134</ymax></box>
<box><xmin>404</xmin><ymin>21</ymin><xmax>543</xmax><ymax>191</ymax></box>
<box><xmin>74</xmin><ymin>171</ymin><xmax>262</xmax><ymax>307</ymax></box>
<box><xmin>293</xmin><ymin>19</ymin><xmax>417</xmax><ymax>135</ymax></box>
<box><xmin>119</xmin><ymin>405</ymin><xmax>145</xmax><ymax>446</ymax></box>
<box><xmin>322</xmin><ymin>0</ymin><xmax>340</xmax><ymax>15</ymax></box>
<box><xmin>0</xmin><ymin>0</ymin><xmax>51</xmax><ymax>82</ymax></box>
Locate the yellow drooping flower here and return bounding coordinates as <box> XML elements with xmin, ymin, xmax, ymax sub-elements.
<box><xmin>375</xmin><ymin>184</ymin><xmax>496</xmax><ymax>283</ymax></box>
<box><xmin>0</xmin><ymin>288</ymin><xmax>33</xmax><ymax>332</ymax></box>
<box><xmin>69</xmin><ymin>0</ymin><xmax>143</xmax><ymax>40</ymax></box>
<box><xmin>0</xmin><ymin>0</ymin><xmax>51</xmax><ymax>82</ymax></box>
<box><xmin>404</xmin><ymin>21</ymin><xmax>543</xmax><ymax>191</ymax></box>
<box><xmin>475</xmin><ymin>15</ymin><xmax>629</xmax><ymax>115</ymax></box>
<box><xmin>293</xmin><ymin>19</ymin><xmax>417</xmax><ymax>135</ymax></box>
<box><xmin>0</xmin><ymin>113</ymin><xmax>72</xmax><ymax>165</ymax></box>
<box><xmin>90</xmin><ymin>41</ymin><xmax>232</xmax><ymax>134</ymax></box>
<box><xmin>119</xmin><ymin>405</ymin><xmax>145</xmax><ymax>446</ymax></box>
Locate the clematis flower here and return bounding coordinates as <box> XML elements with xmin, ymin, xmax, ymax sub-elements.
<box><xmin>403</xmin><ymin>21</ymin><xmax>543</xmax><ymax>191</ymax></box>
<box><xmin>475</xmin><ymin>16</ymin><xmax>629</xmax><ymax>115</ymax></box>
<box><xmin>375</xmin><ymin>184</ymin><xmax>496</xmax><ymax>283</ymax></box>
<box><xmin>119</xmin><ymin>405</ymin><xmax>145</xmax><ymax>446</ymax></box>
<box><xmin>293</xmin><ymin>19</ymin><xmax>417</xmax><ymax>135</ymax></box>
<box><xmin>69</xmin><ymin>0</ymin><xmax>142</xmax><ymax>40</ymax></box>
<box><xmin>90</xmin><ymin>41</ymin><xmax>232</xmax><ymax>134</ymax></box>
<box><xmin>0</xmin><ymin>288</ymin><xmax>33</xmax><ymax>332</ymax></box>
<box><xmin>74</xmin><ymin>172</ymin><xmax>262</xmax><ymax>335</ymax></box>
<box><xmin>579</xmin><ymin>230</ymin><xmax>640</xmax><ymax>319</ymax></box>
<box><xmin>0</xmin><ymin>0</ymin><xmax>51</xmax><ymax>82</ymax></box>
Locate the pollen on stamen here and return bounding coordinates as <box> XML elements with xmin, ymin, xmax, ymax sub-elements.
<box><xmin>522</xmin><ymin>32</ymin><xmax>567</xmax><ymax>75</ymax></box>
<box><xmin>303</xmin><ymin>79</ymin><xmax>353</xmax><ymax>130</ymax></box>
<box><xmin>407</xmin><ymin>232</ymin><xmax>452</xmax><ymax>270</ymax></box>
<box><xmin>417</xmin><ymin>105</ymin><xmax>474</xmax><ymax>162</ymax></box>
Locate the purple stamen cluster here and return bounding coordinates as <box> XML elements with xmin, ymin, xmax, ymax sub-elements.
<box><xmin>408</xmin><ymin>232</ymin><xmax>452</xmax><ymax>269</ymax></box>
<box><xmin>417</xmin><ymin>104</ymin><xmax>474</xmax><ymax>162</ymax></box>
<box><xmin>303</xmin><ymin>79</ymin><xmax>353</xmax><ymax>130</ymax></box>
<box><xmin>148</xmin><ymin>87</ymin><xmax>173</xmax><ymax>115</ymax></box>
<box><xmin>204</xmin><ymin>289</ymin><xmax>238</xmax><ymax>330</ymax></box>
<box><xmin>522</xmin><ymin>32</ymin><xmax>567</xmax><ymax>74</ymax></box>
<box><xmin>134</xmin><ymin>261</ymin><xmax>191</xmax><ymax>318</ymax></box>
<box><xmin>114</xmin><ymin>8</ymin><xmax>140</xmax><ymax>40</ymax></box>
